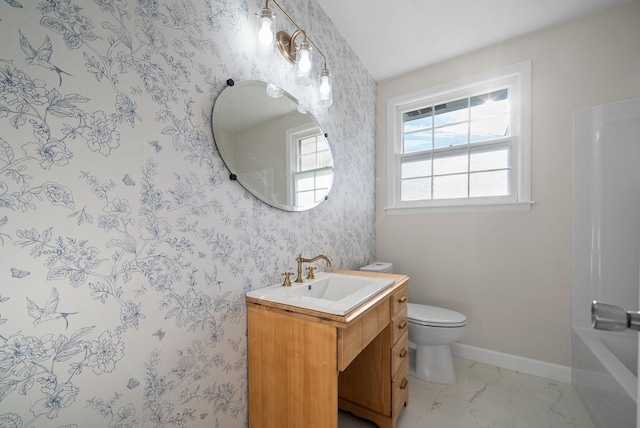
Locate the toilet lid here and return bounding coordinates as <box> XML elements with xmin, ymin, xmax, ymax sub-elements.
<box><xmin>408</xmin><ymin>303</ymin><xmax>467</xmax><ymax>327</ymax></box>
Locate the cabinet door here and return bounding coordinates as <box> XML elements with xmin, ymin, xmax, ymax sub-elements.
<box><xmin>248</xmin><ymin>306</ymin><xmax>338</xmax><ymax>428</ymax></box>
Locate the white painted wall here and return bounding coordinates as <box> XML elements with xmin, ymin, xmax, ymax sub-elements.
<box><xmin>375</xmin><ymin>1</ymin><xmax>640</xmax><ymax>366</ymax></box>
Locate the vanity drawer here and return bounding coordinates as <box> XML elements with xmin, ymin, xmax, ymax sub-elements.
<box><xmin>392</xmin><ymin>358</ymin><xmax>409</xmax><ymax>419</ymax></box>
<box><xmin>391</xmin><ymin>284</ymin><xmax>408</xmax><ymax>316</ymax></box>
<box><xmin>391</xmin><ymin>330</ymin><xmax>409</xmax><ymax>377</ymax></box>
<box><xmin>338</xmin><ymin>298</ymin><xmax>390</xmax><ymax>371</ymax></box>
<box><xmin>390</xmin><ymin>308</ymin><xmax>408</xmax><ymax>345</ymax></box>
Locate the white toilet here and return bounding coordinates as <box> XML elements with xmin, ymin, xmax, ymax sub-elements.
<box><xmin>360</xmin><ymin>262</ymin><xmax>467</xmax><ymax>384</ymax></box>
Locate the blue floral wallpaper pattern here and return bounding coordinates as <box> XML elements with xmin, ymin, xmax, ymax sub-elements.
<box><xmin>0</xmin><ymin>0</ymin><xmax>376</xmax><ymax>426</ymax></box>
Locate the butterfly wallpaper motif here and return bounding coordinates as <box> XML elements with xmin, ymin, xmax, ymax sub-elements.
<box><xmin>0</xmin><ymin>0</ymin><xmax>376</xmax><ymax>426</ymax></box>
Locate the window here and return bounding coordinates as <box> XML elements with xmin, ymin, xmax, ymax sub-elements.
<box><xmin>287</xmin><ymin>125</ymin><xmax>333</xmax><ymax>207</ymax></box>
<box><xmin>386</xmin><ymin>61</ymin><xmax>532</xmax><ymax>214</ymax></box>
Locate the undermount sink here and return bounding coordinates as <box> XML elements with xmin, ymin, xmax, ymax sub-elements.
<box><xmin>246</xmin><ymin>272</ymin><xmax>395</xmax><ymax>315</ymax></box>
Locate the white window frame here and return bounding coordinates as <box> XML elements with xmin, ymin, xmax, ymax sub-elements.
<box><xmin>385</xmin><ymin>61</ymin><xmax>533</xmax><ymax>214</ymax></box>
<box><xmin>286</xmin><ymin>124</ymin><xmax>333</xmax><ymax>207</ymax></box>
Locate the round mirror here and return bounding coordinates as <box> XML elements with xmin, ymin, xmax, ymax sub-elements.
<box><xmin>212</xmin><ymin>80</ymin><xmax>334</xmax><ymax>211</ymax></box>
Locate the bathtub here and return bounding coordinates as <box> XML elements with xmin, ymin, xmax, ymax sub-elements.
<box><xmin>572</xmin><ymin>323</ymin><xmax>636</xmax><ymax>428</ymax></box>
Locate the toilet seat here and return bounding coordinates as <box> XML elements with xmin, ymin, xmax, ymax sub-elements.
<box><xmin>408</xmin><ymin>303</ymin><xmax>467</xmax><ymax>328</ymax></box>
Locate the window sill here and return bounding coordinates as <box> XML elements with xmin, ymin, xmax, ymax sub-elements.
<box><xmin>385</xmin><ymin>200</ymin><xmax>534</xmax><ymax>215</ymax></box>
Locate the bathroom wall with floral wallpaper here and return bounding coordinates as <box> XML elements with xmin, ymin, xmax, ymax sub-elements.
<box><xmin>0</xmin><ymin>0</ymin><xmax>376</xmax><ymax>426</ymax></box>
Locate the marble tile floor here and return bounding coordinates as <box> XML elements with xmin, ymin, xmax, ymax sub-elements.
<box><xmin>339</xmin><ymin>357</ymin><xmax>595</xmax><ymax>428</ymax></box>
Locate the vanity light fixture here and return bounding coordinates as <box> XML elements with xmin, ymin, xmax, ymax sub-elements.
<box><xmin>294</xmin><ymin>38</ymin><xmax>312</xmax><ymax>86</ymax></box>
<box><xmin>256</xmin><ymin>7</ymin><xmax>276</xmax><ymax>60</ymax></box>
<box><xmin>255</xmin><ymin>0</ymin><xmax>333</xmax><ymax>107</ymax></box>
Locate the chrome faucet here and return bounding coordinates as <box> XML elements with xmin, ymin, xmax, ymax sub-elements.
<box><xmin>295</xmin><ymin>254</ymin><xmax>331</xmax><ymax>283</ymax></box>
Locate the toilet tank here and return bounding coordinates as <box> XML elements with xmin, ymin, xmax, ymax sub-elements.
<box><xmin>360</xmin><ymin>262</ymin><xmax>393</xmax><ymax>274</ymax></box>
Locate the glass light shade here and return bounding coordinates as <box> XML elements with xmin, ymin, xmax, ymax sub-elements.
<box><xmin>317</xmin><ymin>70</ymin><xmax>332</xmax><ymax>107</ymax></box>
<box><xmin>266</xmin><ymin>83</ymin><xmax>284</xmax><ymax>98</ymax></box>
<box><xmin>295</xmin><ymin>41</ymin><xmax>313</xmax><ymax>86</ymax></box>
<box><xmin>256</xmin><ymin>8</ymin><xmax>275</xmax><ymax>60</ymax></box>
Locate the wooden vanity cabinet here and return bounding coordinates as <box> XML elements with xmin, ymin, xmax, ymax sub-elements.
<box><xmin>338</xmin><ymin>283</ymin><xmax>409</xmax><ymax>428</ymax></box>
<box><xmin>246</xmin><ymin>271</ymin><xmax>409</xmax><ymax>428</ymax></box>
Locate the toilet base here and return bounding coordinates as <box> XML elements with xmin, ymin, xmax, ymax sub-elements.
<box><xmin>410</xmin><ymin>343</ymin><xmax>457</xmax><ymax>384</ymax></box>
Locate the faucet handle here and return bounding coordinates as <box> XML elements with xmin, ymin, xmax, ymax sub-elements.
<box><xmin>306</xmin><ymin>266</ymin><xmax>316</xmax><ymax>280</ymax></box>
<box><xmin>281</xmin><ymin>271</ymin><xmax>294</xmax><ymax>287</ymax></box>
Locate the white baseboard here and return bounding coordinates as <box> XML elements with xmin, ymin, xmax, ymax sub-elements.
<box><xmin>450</xmin><ymin>343</ymin><xmax>572</xmax><ymax>384</ymax></box>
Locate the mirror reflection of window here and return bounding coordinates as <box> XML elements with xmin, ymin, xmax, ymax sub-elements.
<box><xmin>212</xmin><ymin>80</ymin><xmax>334</xmax><ymax>211</ymax></box>
<box><xmin>287</xmin><ymin>126</ymin><xmax>333</xmax><ymax>207</ymax></box>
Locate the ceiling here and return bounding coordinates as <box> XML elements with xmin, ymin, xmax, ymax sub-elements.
<box><xmin>314</xmin><ymin>0</ymin><xmax>633</xmax><ymax>82</ymax></box>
